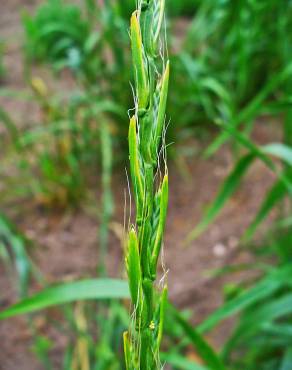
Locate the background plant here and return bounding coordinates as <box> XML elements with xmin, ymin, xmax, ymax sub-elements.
<box><xmin>194</xmin><ymin>220</ymin><xmax>292</xmax><ymax>370</ymax></box>
<box><xmin>182</xmin><ymin>0</ymin><xmax>292</xmax><ymax>261</ymax></box>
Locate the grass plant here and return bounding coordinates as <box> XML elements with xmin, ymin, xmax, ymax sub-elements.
<box><xmin>0</xmin><ymin>213</ymin><xmax>37</xmax><ymax>297</ymax></box>
<box><xmin>123</xmin><ymin>0</ymin><xmax>170</xmax><ymax>368</ymax></box>
<box><xmin>23</xmin><ymin>0</ymin><xmax>91</xmax><ymax>75</ymax></box>
<box><xmin>196</xmin><ymin>224</ymin><xmax>292</xmax><ymax>370</ymax></box>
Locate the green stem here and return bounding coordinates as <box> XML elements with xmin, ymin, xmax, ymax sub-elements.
<box><xmin>124</xmin><ymin>1</ymin><xmax>170</xmax><ymax>368</ymax></box>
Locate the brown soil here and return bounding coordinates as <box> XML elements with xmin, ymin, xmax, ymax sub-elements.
<box><xmin>0</xmin><ymin>2</ymin><xmax>281</xmax><ymax>370</ymax></box>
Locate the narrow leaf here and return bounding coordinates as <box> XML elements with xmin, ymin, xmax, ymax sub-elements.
<box><xmin>223</xmin><ymin>293</ymin><xmax>292</xmax><ymax>354</ymax></box>
<box><xmin>244</xmin><ymin>180</ymin><xmax>287</xmax><ymax>240</ymax></box>
<box><xmin>0</xmin><ymin>279</ymin><xmax>130</xmax><ymax>320</ymax></box>
<box><xmin>161</xmin><ymin>352</ymin><xmax>208</xmax><ymax>370</ymax></box>
<box><xmin>173</xmin><ymin>310</ymin><xmax>226</xmax><ymax>370</ymax></box>
<box><xmin>186</xmin><ymin>153</ymin><xmax>255</xmax><ymax>244</ymax></box>
<box><xmin>198</xmin><ymin>266</ymin><xmax>292</xmax><ymax>333</ymax></box>
<box><xmin>219</xmin><ymin>123</ymin><xmax>292</xmax><ymax>193</ymax></box>
<box><xmin>205</xmin><ymin>63</ymin><xmax>292</xmax><ymax>157</ymax></box>
<box><xmin>263</xmin><ymin>143</ymin><xmax>292</xmax><ymax>166</ymax></box>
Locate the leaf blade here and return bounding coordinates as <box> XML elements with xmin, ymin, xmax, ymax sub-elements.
<box><xmin>172</xmin><ymin>309</ymin><xmax>226</xmax><ymax>370</ymax></box>
<box><xmin>186</xmin><ymin>153</ymin><xmax>255</xmax><ymax>244</ymax></box>
<box><xmin>0</xmin><ymin>279</ymin><xmax>130</xmax><ymax>320</ymax></box>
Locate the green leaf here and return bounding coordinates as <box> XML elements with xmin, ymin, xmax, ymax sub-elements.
<box><xmin>187</xmin><ymin>124</ymin><xmax>292</xmax><ymax>244</ymax></box>
<box><xmin>223</xmin><ymin>292</ymin><xmax>292</xmax><ymax>357</ymax></box>
<box><xmin>161</xmin><ymin>352</ymin><xmax>208</xmax><ymax>370</ymax></box>
<box><xmin>217</xmin><ymin>122</ymin><xmax>292</xmax><ymax>193</ymax></box>
<box><xmin>280</xmin><ymin>348</ymin><xmax>292</xmax><ymax>370</ymax></box>
<box><xmin>244</xmin><ymin>180</ymin><xmax>287</xmax><ymax>240</ymax></box>
<box><xmin>198</xmin><ymin>266</ymin><xmax>292</xmax><ymax>333</ymax></box>
<box><xmin>263</xmin><ymin>143</ymin><xmax>292</xmax><ymax>166</ymax></box>
<box><xmin>262</xmin><ymin>323</ymin><xmax>292</xmax><ymax>339</ymax></box>
<box><xmin>240</xmin><ymin>292</ymin><xmax>292</xmax><ymax>332</ymax></box>
<box><xmin>0</xmin><ymin>215</ymin><xmax>34</xmax><ymax>297</ymax></box>
<box><xmin>186</xmin><ymin>153</ymin><xmax>255</xmax><ymax>244</ymax></box>
<box><xmin>205</xmin><ymin>63</ymin><xmax>292</xmax><ymax>157</ymax></box>
<box><xmin>173</xmin><ymin>309</ymin><xmax>226</xmax><ymax>370</ymax></box>
<box><xmin>0</xmin><ymin>279</ymin><xmax>130</xmax><ymax>320</ymax></box>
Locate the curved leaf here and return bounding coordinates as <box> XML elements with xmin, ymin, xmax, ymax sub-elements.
<box><xmin>185</xmin><ymin>153</ymin><xmax>255</xmax><ymax>244</ymax></box>
<box><xmin>172</xmin><ymin>309</ymin><xmax>226</xmax><ymax>370</ymax></box>
<box><xmin>198</xmin><ymin>266</ymin><xmax>292</xmax><ymax>334</ymax></box>
<box><xmin>218</xmin><ymin>122</ymin><xmax>292</xmax><ymax>191</ymax></box>
<box><xmin>223</xmin><ymin>293</ymin><xmax>292</xmax><ymax>356</ymax></box>
<box><xmin>0</xmin><ymin>279</ymin><xmax>130</xmax><ymax>320</ymax></box>
<box><xmin>161</xmin><ymin>352</ymin><xmax>208</xmax><ymax>370</ymax></box>
<box><xmin>244</xmin><ymin>179</ymin><xmax>287</xmax><ymax>240</ymax></box>
<box><xmin>263</xmin><ymin>143</ymin><xmax>292</xmax><ymax>166</ymax></box>
<box><xmin>205</xmin><ymin>63</ymin><xmax>292</xmax><ymax>157</ymax></box>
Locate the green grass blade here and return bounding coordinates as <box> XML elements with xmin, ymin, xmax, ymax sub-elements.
<box><xmin>198</xmin><ymin>266</ymin><xmax>292</xmax><ymax>333</ymax></box>
<box><xmin>173</xmin><ymin>310</ymin><xmax>226</xmax><ymax>370</ymax></box>
<box><xmin>262</xmin><ymin>323</ymin><xmax>292</xmax><ymax>338</ymax></box>
<box><xmin>217</xmin><ymin>122</ymin><xmax>292</xmax><ymax>192</ymax></box>
<box><xmin>186</xmin><ymin>153</ymin><xmax>255</xmax><ymax>244</ymax></box>
<box><xmin>262</xmin><ymin>143</ymin><xmax>292</xmax><ymax>166</ymax></box>
<box><xmin>237</xmin><ymin>293</ymin><xmax>292</xmax><ymax>334</ymax></box>
<box><xmin>205</xmin><ymin>63</ymin><xmax>292</xmax><ymax>157</ymax></box>
<box><xmin>280</xmin><ymin>348</ymin><xmax>292</xmax><ymax>370</ymax></box>
<box><xmin>223</xmin><ymin>293</ymin><xmax>292</xmax><ymax>356</ymax></box>
<box><xmin>161</xmin><ymin>352</ymin><xmax>208</xmax><ymax>370</ymax></box>
<box><xmin>0</xmin><ymin>279</ymin><xmax>130</xmax><ymax>320</ymax></box>
<box><xmin>0</xmin><ymin>215</ymin><xmax>36</xmax><ymax>297</ymax></box>
<box><xmin>244</xmin><ymin>180</ymin><xmax>287</xmax><ymax>240</ymax></box>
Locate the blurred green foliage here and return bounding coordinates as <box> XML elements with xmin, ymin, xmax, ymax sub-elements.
<box><xmin>202</xmin><ymin>226</ymin><xmax>292</xmax><ymax>370</ymax></box>
<box><xmin>23</xmin><ymin>0</ymin><xmax>91</xmax><ymax>72</ymax></box>
<box><xmin>0</xmin><ymin>214</ymin><xmax>36</xmax><ymax>297</ymax></box>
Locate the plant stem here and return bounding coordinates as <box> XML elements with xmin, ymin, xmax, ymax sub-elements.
<box><xmin>124</xmin><ymin>1</ymin><xmax>170</xmax><ymax>368</ymax></box>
